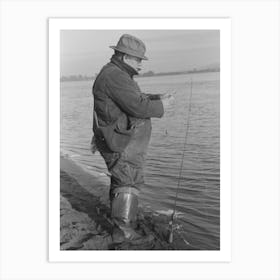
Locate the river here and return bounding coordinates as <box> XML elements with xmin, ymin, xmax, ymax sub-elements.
<box><xmin>60</xmin><ymin>71</ymin><xmax>220</xmax><ymax>250</ymax></box>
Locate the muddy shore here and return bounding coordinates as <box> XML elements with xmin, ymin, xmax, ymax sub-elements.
<box><xmin>60</xmin><ymin>156</ymin><xmax>192</xmax><ymax>250</ymax></box>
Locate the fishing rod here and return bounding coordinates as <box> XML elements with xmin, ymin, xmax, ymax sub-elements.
<box><xmin>168</xmin><ymin>78</ymin><xmax>193</xmax><ymax>244</ymax></box>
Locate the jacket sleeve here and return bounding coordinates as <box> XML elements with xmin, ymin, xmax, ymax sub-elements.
<box><xmin>106</xmin><ymin>71</ymin><xmax>164</xmax><ymax>119</ymax></box>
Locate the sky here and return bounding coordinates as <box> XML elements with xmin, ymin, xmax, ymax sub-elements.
<box><xmin>60</xmin><ymin>30</ymin><xmax>220</xmax><ymax>76</ymax></box>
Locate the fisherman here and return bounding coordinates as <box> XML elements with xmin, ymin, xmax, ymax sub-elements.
<box><xmin>92</xmin><ymin>34</ymin><xmax>174</xmax><ymax>243</ymax></box>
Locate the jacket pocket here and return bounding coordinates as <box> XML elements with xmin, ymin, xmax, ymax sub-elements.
<box><xmin>99</xmin><ymin>118</ymin><xmax>135</xmax><ymax>153</ymax></box>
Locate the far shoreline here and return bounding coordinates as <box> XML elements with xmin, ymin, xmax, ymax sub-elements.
<box><xmin>60</xmin><ymin>68</ymin><xmax>220</xmax><ymax>83</ymax></box>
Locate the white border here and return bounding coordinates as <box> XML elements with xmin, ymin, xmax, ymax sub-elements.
<box><xmin>49</xmin><ymin>18</ymin><xmax>231</xmax><ymax>262</ymax></box>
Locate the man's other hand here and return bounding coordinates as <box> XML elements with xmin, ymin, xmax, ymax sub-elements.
<box><xmin>161</xmin><ymin>92</ymin><xmax>175</xmax><ymax>116</ymax></box>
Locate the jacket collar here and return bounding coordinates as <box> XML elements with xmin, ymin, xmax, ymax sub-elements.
<box><xmin>110</xmin><ymin>55</ymin><xmax>138</xmax><ymax>78</ymax></box>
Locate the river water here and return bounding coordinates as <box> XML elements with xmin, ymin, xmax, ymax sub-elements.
<box><xmin>60</xmin><ymin>72</ymin><xmax>220</xmax><ymax>250</ymax></box>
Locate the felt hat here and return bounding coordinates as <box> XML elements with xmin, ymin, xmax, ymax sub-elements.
<box><xmin>110</xmin><ymin>34</ymin><xmax>148</xmax><ymax>60</ymax></box>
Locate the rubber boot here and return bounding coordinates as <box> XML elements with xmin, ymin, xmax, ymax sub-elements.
<box><xmin>111</xmin><ymin>192</ymin><xmax>153</xmax><ymax>244</ymax></box>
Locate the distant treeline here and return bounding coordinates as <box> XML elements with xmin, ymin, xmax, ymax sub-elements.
<box><xmin>60</xmin><ymin>75</ymin><xmax>95</xmax><ymax>82</ymax></box>
<box><xmin>139</xmin><ymin>67</ymin><xmax>220</xmax><ymax>78</ymax></box>
<box><xmin>60</xmin><ymin>66</ymin><xmax>220</xmax><ymax>82</ymax></box>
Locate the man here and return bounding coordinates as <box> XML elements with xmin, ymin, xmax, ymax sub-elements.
<box><xmin>92</xmin><ymin>34</ymin><xmax>174</xmax><ymax>243</ymax></box>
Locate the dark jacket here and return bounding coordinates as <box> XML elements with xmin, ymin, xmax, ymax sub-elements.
<box><xmin>92</xmin><ymin>55</ymin><xmax>163</xmax><ymax>151</ymax></box>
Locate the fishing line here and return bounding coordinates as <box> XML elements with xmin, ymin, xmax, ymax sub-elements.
<box><xmin>168</xmin><ymin>78</ymin><xmax>194</xmax><ymax>243</ymax></box>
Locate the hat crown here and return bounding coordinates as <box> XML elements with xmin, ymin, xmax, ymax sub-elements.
<box><xmin>110</xmin><ymin>34</ymin><xmax>148</xmax><ymax>60</ymax></box>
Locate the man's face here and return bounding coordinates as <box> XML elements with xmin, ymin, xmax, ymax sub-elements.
<box><xmin>124</xmin><ymin>55</ymin><xmax>143</xmax><ymax>72</ymax></box>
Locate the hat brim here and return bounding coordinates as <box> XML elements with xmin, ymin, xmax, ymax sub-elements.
<box><xmin>110</xmin><ymin>46</ymin><xmax>148</xmax><ymax>60</ymax></box>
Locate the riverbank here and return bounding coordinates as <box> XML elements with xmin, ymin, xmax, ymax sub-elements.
<box><xmin>60</xmin><ymin>156</ymin><xmax>192</xmax><ymax>250</ymax></box>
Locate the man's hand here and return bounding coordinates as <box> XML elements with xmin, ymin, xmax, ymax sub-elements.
<box><xmin>161</xmin><ymin>92</ymin><xmax>175</xmax><ymax>116</ymax></box>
